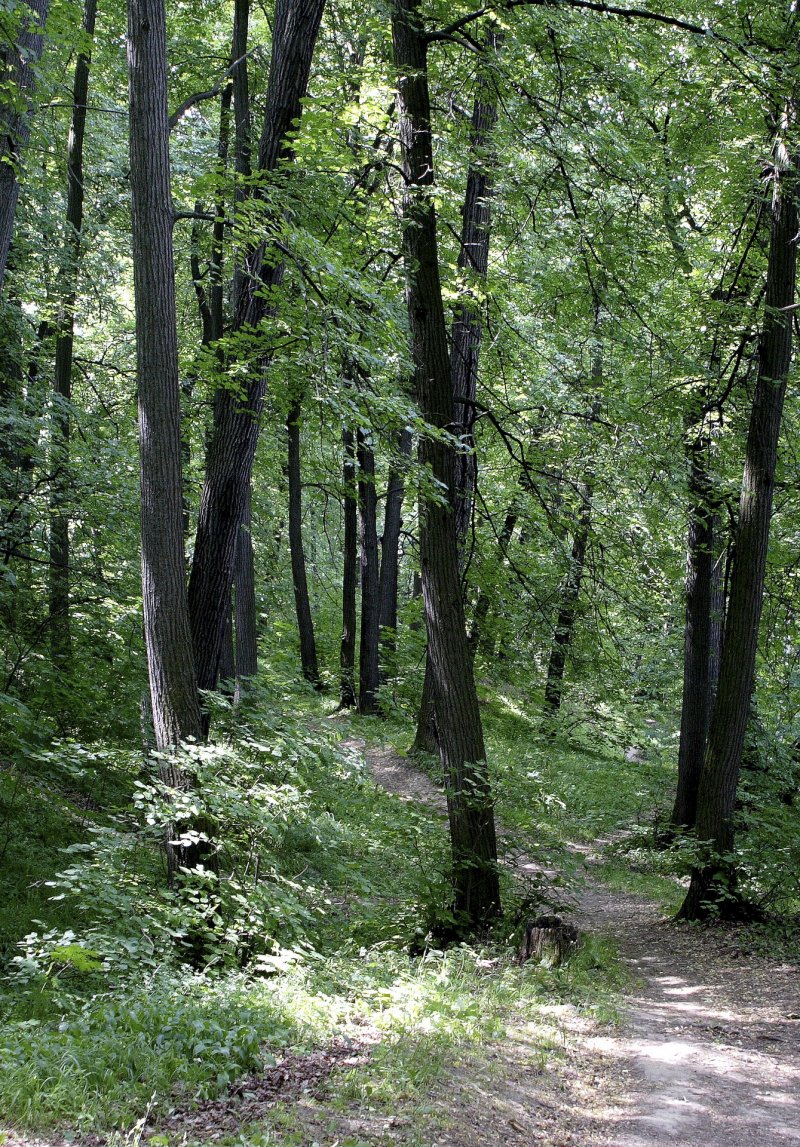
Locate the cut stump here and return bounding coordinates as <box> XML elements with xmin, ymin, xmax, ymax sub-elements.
<box><xmin>519</xmin><ymin>914</ymin><xmax>580</xmax><ymax>966</ymax></box>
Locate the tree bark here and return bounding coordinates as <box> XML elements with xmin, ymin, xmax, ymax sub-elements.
<box><xmin>542</xmin><ymin>366</ymin><xmax>601</xmax><ymax>720</ymax></box>
<box><xmin>358</xmin><ymin>428</ymin><xmax>380</xmax><ymax>713</ymax></box>
<box><xmin>413</xmin><ymin>28</ymin><xmax>499</xmax><ymax>759</ymax></box>
<box><xmin>48</xmin><ymin>0</ymin><xmax>97</xmax><ymax>671</ymax></box>
<box><xmin>0</xmin><ymin>0</ymin><xmax>50</xmax><ymax>291</ymax></box>
<box><xmin>340</xmin><ymin>427</ymin><xmax>357</xmax><ymax>708</ymax></box>
<box><xmin>670</xmin><ymin>422</ymin><xmax>718</xmax><ymax>830</ymax></box>
<box><xmin>678</xmin><ymin>127</ymin><xmax>798</xmax><ymax>921</ymax></box>
<box><xmin>235</xmin><ymin>486</ymin><xmax>258</xmax><ymax>680</ymax></box>
<box><xmin>187</xmin><ymin>0</ymin><xmax>325</xmax><ymax>694</ymax></box>
<box><xmin>287</xmin><ymin>394</ymin><xmax>320</xmax><ymax>687</ymax></box>
<box><xmin>128</xmin><ymin>0</ymin><xmax>204</xmax><ymax>876</ymax></box>
<box><xmin>542</xmin><ymin>478</ymin><xmax>593</xmax><ymax>718</ymax></box>
<box><xmin>378</xmin><ymin>427</ymin><xmax>412</xmax><ymax>676</ymax></box>
<box><xmin>451</xmin><ymin>27</ymin><xmax>500</xmax><ymax>550</ymax></box>
<box><xmin>469</xmin><ymin>502</ymin><xmax>518</xmax><ymax>654</ymax></box>
<box><xmin>393</xmin><ymin>0</ymin><xmax>500</xmax><ymax>929</ymax></box>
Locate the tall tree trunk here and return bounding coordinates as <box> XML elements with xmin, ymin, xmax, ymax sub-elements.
<box><xmin>679</xmin><ymin>126</ymin><xmax>798</xmax><ymax>921</ymax></box>
<box><xmin>542</xmin><ymin>365</ymin><xmax>601</xmax><ymax>720</ymax></box>
<box><xmin>469</xmin><ymin>502</ymin><xmax>518</xmax><ymax>654</ymax></box>
<box><xmin>393</xmin><ymin>0</ymin><xmax>499</xmax><ymax>929</ymax></box>
<box><xmin>48</xmin><ymin>0</ymin><xmax>97</xmax><ymax>671</ymax></box>
<box><xmin>410</xmin><ymin>655</ymin><xmax>437</xmax><ymax>754</ymax></box>
<box><xmin>235</xmin><ymin>486</ymin><xmax>258</xmax><ymax>680</ymax></box>
<box><xmin>451</xmin><ymin>27</ymin><xmax>500</xmax><ymax>550</ymax></box>
<box><xmin>187</xmin><ymin>0</ymin><xmax>325</xmax><ymax>694</ymax></box>
<box><xmin>413</xmin><ymin>29</ymin><xmax>499</xmax><ymax>759</ymax></box>
<box><xmin>669</xmin><ymin>423</ymin><xmax>718</xmax><ymax>830</ymax></box>
<box><xmin>229</xmin><ymin>0</ymin><xmax>258</xmax><ymax>690</ymax></box>
<box><xmin>340</xmin><ymin>427</ymin><xmax>357</xmax><ymax>708</ymax></box>
<box><xmin>128</xmin><ymin>0</ymin><xmax>204</xmax><ymax>875</ymax></box>
<box><xmin>358</xmin><ymin>429</ymin><xmax>380</xmax><ymax>713</ymax></box>
<box><xmin>287</xmin><ymin>394</ymin><xmax>320</xmax><ymax>687</ymax></box>
<box><xmin>0</xmin><ymin>0</ymin><xmax>50</xmax><ymax>291</ymax></box>
<box><xmin>378</xmin><ymin>427</ymin><xmax>412</xmax><ymax>677</ymax></box>
<box><xmin>542</xmin><ymin>479</ymin><xmax>593</xmax><ymax>718</ymax></box>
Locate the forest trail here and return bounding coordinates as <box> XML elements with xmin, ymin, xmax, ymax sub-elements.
<box><xmin>361</xmin><ymin>741</ymin><xmax>800</xmax><ymax>1147</ymax></box>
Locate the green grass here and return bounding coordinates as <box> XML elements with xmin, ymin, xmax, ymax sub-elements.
<box><xmin>0</xmin><ymin>679</ymin><xmax>636</xmax><ymax>1138</ymax></box>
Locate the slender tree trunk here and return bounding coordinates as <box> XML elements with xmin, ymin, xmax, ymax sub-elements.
<box><xmin>709</xmin><ymin>534</ymin><xmax>725</xmax><ymax>704</ymax></box>
<box><xmin>670</xmin><ymin>424</ymin><xmax>717</xmax><ymax>830</ymax></box>
<box><xmin>542</xmin><ymin>364</ymin><xmax>601</xmax><ymax>719</ymax></box>
<box><xmin>235</xmin><ymin>486</ymin><xmax>258</xmax><ymax>680</ymax></box>
<box><xmin>218</xmin><ymin>606</ymin><xmax>236</xmax><ymax>684</ymax></box>
<box><xmin>451</xmin><ymin>27</ymin><xmax>500</xmax><ymax>550</ymax></box>
<box><xmin>340</xmin><ymin>428</ymin><xmax>357</xmax><ymax>708</ymax></box>
<box><xmin>393</xmin><ymin>0</ymin><xmax>499</xmax><ymax>928</ymax></box>
<box><xmin>469</xmin><ymin>502</ymin><xmax>518</xmax><ymax>654</ymax></box>
<box><xmin>188</xmin><ymin>0</ymin><xmax>325</xmax><ymax>694</ymax></box>
<box><xmin>48</xmin><ymin>0</ymin><xmax>97</xmax><ymax>671</ymax></box>
<box><xmin>679</xmin><ymin>127</ymin><xmax>798</xmax><ymax>921</ymax></box>
<box><xmin>358</xmin><ymin>429</ymin><xmax>380</xmax><ymax>713</ymax></box>
<box><xmin>542</xmin><ymin>480</ymin><xmax>593</xmax><ymax>718</ymax></box>
<box><xmin>378</xmin><ymin>427</ymin><xmax>412</xmax><ymax>678</ymax></box>
<box><xmin>0</xmin><ymin>0</ymin><xmax>50</xmax><ymax>291</ymax></box>
<box><xmin>411</xmin><ymin>655</ymin><xmax>437</xmax><ymax>754</ymax></box>
<box><xmin>128</xmin><ymin>0</ymin><xmax>204</xmax><ymax>875</ymax></box>
<box><xmin>286</xmin><ymin>394</ymin><xmax>320</xmax><ymax>687</ymax></box>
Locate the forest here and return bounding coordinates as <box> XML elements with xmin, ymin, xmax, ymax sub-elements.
<box><xmin>1</xmin><ymin>0</ymin><xmax>799</xmax><ymax>1142</ymax></box>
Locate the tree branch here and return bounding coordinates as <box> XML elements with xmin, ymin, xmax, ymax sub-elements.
<box><xmin>168</xmin><ymin>48</ymin><xmax>260</xmax><ymax>131</ymax></box>
<box><xmin>426</xmin><ymin>0</ymin><xmax>714</xmax><ymax>46</ymax></box>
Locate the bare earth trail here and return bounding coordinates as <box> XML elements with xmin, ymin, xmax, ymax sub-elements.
<box><xmin>361</xmin><ymin>742</ymin><xmax>800</xmax><ymax>1147</ymax></box>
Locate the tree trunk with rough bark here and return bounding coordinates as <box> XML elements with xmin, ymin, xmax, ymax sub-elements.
<box><xmin>413</xmin><ymin>28</ymin><xmax>499</xmax><ymax>759</ymax></box>
<box><xmin>393</xmin><ymin>0</ymin><xmax>499</xmax><ymax>929</ymax></box>
<box><xmin>48</xmin><ymin>0</ymin><xmax>97</xmax><ymax>672</ymax></box>
<box><xmin>542</xmin><ymin>368</ymin><xmax>601</xmax><ymax>720</ymax></box>
<box><xmin>340</xmin><ymin>428</ymin><xmax>357</xmax><ymax>708</ymax></box>
<box><xmin>542</xmin><ymin>478</ymin><xmax>593</xmax><ymax>719</ymax></box>
<box><xmin>128</xmin><ymin>0</ymin><xmax>204</xmax><ymax>875</ymax></box>
<box><xmin>378</xmin><ymin>427</ymin><xmax>412</xmax><ymax>678</ymax></box>
<box><xmin>188</xmin><ymin>0</ymin><xmax>325</xmax><ymax>694</ymax></box>
<box><xmin>670</xmin><ymin>421</ymin><xmax>718</xmax><ymax>831</ymax></box>
<box><xmin>287</xmin><ymin>394</ymin><xmax>320</xmax><ymax>687</ymax></box>
<box><xmin>235</xmin><ymin>486</ymin><xmax>258</xmax><ymax>681</ymax></box>
<box><xmin>0</xmin><ymin>0</ymin><xmax>50</xmax><ymax>291</ymax></box>
<box><xmin>679</xmin><ymin>128</ymin><xmax>798</xmax><ymax>921</ymax></box>
<box><xmin>358</xmin><ymin>429</ymin><xmax>380</xmax><ymax>713</ymax></box>
<box><xmin>469</xmin><ymin>502</ymin><xmax>518</xmax><ymax>654</ymax></box>
<box><xmin>451</xmin><ymin>27</ymin><xmax>500</xmax><ymax>550</ymax></box>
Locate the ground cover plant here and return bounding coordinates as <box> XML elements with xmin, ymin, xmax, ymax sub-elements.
<box><xmin>0</xmin><ymin>678</ymin><xmax>633</xmax><ymax>1139</ymax></box>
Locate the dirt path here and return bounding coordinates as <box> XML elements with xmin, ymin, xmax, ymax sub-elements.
<box><xmin>359</xmin><ymin>740</ymin><xmax>800</xmax><ymax>1147</ymax></box>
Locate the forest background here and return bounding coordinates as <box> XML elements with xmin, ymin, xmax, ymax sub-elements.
<box><xmin>1</xmin><ymin>0</ymin><xmax>800</xmax><ymax>1138</ymax></box>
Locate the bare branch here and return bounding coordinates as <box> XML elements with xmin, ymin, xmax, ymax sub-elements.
<box><xmin>168</xmin><ymin>48</ymin><xmax>260</xmax><ymax>131</ymax></box>
<box><xmin>427</xmin><ymin>0</ymin><xmax>714</xmax><ymax>46</ymax></box>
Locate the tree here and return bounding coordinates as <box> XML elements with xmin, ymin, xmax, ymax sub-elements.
<box><xmin>679</xmin><ymin>102</ymin><xmax>798</xmax><ymax>920</ymax></box>
<box><xmin>47</xmin><ymin>0</ymin><xmax>98</xmax><ymax>672</ymax></box>
<box><xmin>393</xmin><ymin>0</ymin><xmax>500</xmax><ymax>928</ymax></box>
<box><xmin>127</xmin><ymin>0</ymin><xmax>203</xmax><ymax>759</ymax></box>
<box><xmin>286</xmin><ymin>392</ymin><xmax>321</xmax><ymax>687</ymax></box>
<box><xmin>187</xmin><ymin>0</ymin><xmax>326</xmax><ymax>696</ymax></box>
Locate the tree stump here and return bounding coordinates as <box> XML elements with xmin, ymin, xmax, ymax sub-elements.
<box><xmin>518</xmin><ymin>915</ymin><xmax>580</xmax><ymax>966</ymax></box>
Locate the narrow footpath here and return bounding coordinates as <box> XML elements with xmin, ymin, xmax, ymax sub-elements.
<box><xmin>363</xmin><ymin>742</ymin><xmax>800</xmax><ymax>1147</ymax></box>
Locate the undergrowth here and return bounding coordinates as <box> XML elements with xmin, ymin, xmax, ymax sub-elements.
<box><xmin>0</xmin><ymin>674</ymin><xmax>629</xmax><ymax>1137</ymax></box>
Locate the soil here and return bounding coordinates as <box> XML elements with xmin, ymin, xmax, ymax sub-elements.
<box><xmin>359</xmin><ymin>740</ymin><xmax>800</xmax><ymax>1147</ymax></box>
